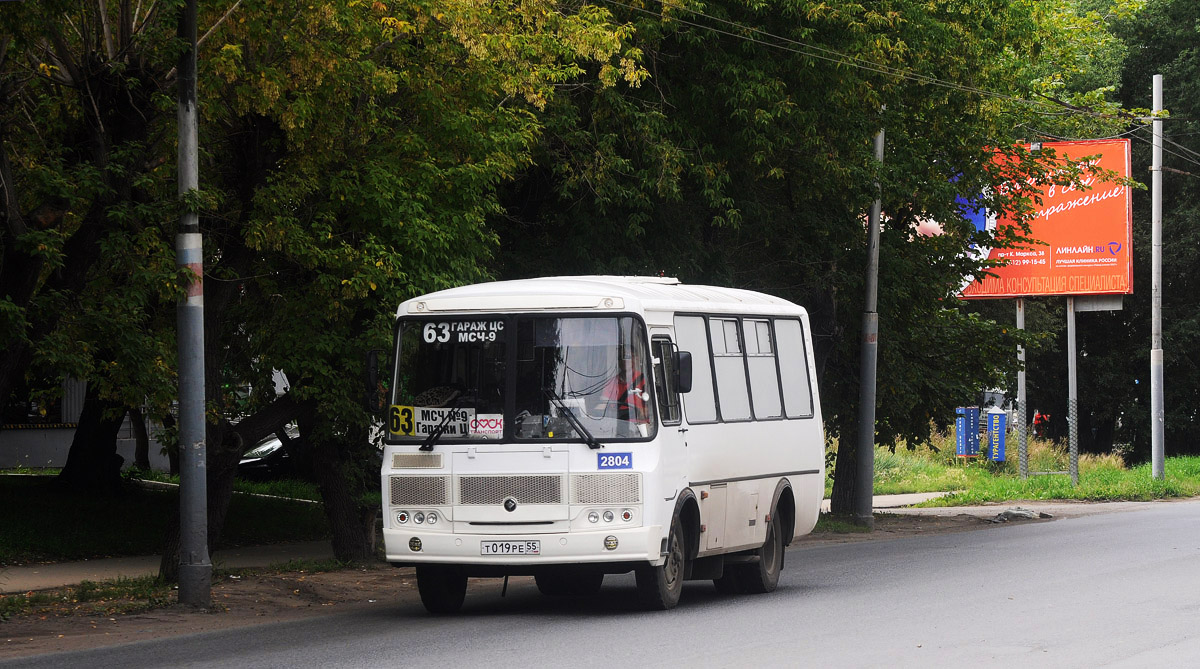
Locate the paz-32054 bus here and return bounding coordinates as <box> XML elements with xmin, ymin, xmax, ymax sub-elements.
<box><xmin>380</xmin><ymin>276</ymin><xmax>824</xmax><ymax>612</ymax></box>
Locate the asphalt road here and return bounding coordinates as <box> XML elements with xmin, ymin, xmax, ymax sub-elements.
<box><xmin>5</xmin><ymin>500</ymin><xmax>1200</xmax><ymax>668</ymax></box>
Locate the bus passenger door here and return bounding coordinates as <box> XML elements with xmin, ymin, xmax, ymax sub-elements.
<box><xmin>651</xmin><ymin>333</ymin><xmax>688</xmax><ymax>501</ymax></box>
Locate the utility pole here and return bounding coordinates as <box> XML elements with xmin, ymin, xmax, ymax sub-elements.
<box><xmin>1150</xmin><ymin>74</ymin><xmax>1165</xmax><ymax>481</ymax></box>
<box><xmin>854</xmin><ymin>125</ymin><xmax>885</xmax><ymax>528</ymax></box>
<box><xmin>176</xmin><ymin>0</ymin><xmax>211</xmax><ymax>606</ymax></box>
<box><xmin>1017</xmin><ymin>298</ymin><xmax>1028</xmax><ymax>479</ymax></box>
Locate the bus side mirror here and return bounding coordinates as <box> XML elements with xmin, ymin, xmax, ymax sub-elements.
<box><xmin>674</xmin><ymin>350</ymin><xmax>693</xmax><ymax>394</ymax></box>
<box><xmin>364</xmin><ymin>349</ymin><xmax>385</xmax><ymax>414</ymax></box>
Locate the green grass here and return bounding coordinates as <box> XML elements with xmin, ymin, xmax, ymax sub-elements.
<box><xmin>0</xmin><ymin>575</ymin><xmax>173</xmax><ymax>621</ymax></box>
<box><xmin>0</xmin><ymin>475</ymin><xmax>331</xmax><ymax>565</ymax></box>
<box><xmin>130</xmin><ymin>469</ymin><xmax>322</xmax><ymax>501</ymax></box>
<box><xmin>825</xmin><ymin>433</ymin><xmax>1200</xmax><ymax>506</ymax></box>
<box><xmin>813</xmin><ymin>513</ymin><xmax>873</xmax><ymax>534</ymax></box>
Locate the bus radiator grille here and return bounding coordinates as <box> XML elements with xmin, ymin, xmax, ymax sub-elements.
<box><xmin>389</xmin><ymin>476</ymin><xmax>450</xmax><ymax>506</ymax></box>
<box><xmin>458</xmin><ymin>475</ymin><xmax>563</xmax><ymax>505</ymax></box>
<box><xmin>571</xmin><ymin>473</ymin><xmax>641</xmax><ymax>504</ymax></box>
<box><xmin>392</xmin><ymin>453</ymin><xmax>443</xmax><ymax>469</ymax></box>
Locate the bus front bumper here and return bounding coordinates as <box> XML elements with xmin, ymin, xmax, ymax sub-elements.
<box><xmin>383</xmin><ymin>525</ymin><xmax>664</xmax><ymax>567</ymax></box>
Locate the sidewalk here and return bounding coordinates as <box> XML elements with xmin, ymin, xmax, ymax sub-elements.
<box><xmin>0</xmin><ymin>541</ymin><xmax>334</xmax><ymax>594</ymax></box>
<box><xmin>0</xmin><ymin>492</ymin><xmax>950</xmax><ymax>595</ymax></box>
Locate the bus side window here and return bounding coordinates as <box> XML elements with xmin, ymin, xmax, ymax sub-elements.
<box><xmin>744</xmin><ymin>319</ymin><xmax>782</xmax><ymax>419</ymax></box>
<box><xmin>652</xmin><ymin>338</ymin><xmax>682</xmax><ymax>425</ymax></box>
<box><xmin>775</xmin><ymin>319</ymin><xmax>814</xmax><ymax>418</ymax></box>
<box><xmin>673</xmin><ymin>316</ymin><xmax>717</xmax><ymax>423</ymax></box>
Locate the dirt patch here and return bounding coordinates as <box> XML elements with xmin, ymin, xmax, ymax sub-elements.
<box><xmin>0</xmin><ymin>511</ymin><xmax>1022</xmax><ymax>660</ymax></box>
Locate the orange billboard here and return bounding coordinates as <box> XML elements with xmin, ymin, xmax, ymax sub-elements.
<box><xmin>959</xmin><ymin>139</ymin><xmax>1132</xmax><ymax>299</ymax></box>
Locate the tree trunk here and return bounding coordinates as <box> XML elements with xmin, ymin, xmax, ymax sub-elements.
<box><xmin>57</xmin><ymin>391</ymin><xmax>127</xmax><ymax>495</ymax></box>
<box><xmin>131</xmin><ymin>407</ymin><xmax>151</xmax><ymax>470</ymax></box>
<box><xmin>158</xmin><ymin>394</ymin><xmax>310</xmax><ymax>581</ymax></box>
<box><xmin>828</xmin><ymin>420</ymin><xmax>860</xmax><ymax>516</ymax></box>
<box><xmin>311</xmin><ymin>413</ymin><xmax>377</xmax><ymax>562</ymax></box>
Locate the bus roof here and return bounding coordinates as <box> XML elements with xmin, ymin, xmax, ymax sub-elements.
<box><xmin>396</xmin><ymin>276</ymin><xmax>806</xmax><ymax>318</ymax></box>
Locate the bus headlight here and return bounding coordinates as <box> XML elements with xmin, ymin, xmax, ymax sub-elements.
<box><xmin>602</xmin><ymin>510</ymin><xmax>614</xmax><ymax>523</ymax></box>
<box><xmin>588</xmin><ymin>511</ymin><xmax>599</xmax><ymax>523</ymax></box>
<box><xmin>426</xmin><ymin>512</ymin><xmax>438</xmax><ymax>525</ymax></box>
<box><xmin>414</xmin><ymin>511</ymin><xmax>425</xmax><ymax>524</ymax></box>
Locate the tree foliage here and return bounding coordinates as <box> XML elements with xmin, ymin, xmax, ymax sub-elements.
<box><xmin>2</xmin><ymin>0</ymin><xmax>1171</xmax><ymax>538</ymax></box>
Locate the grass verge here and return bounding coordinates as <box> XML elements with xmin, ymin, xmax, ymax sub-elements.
<box><xmin>0</xmin><ymin>576</ymin><xmax>174</xmax><ymax>621</ymax></box>
<box><xmin>0</xmin><ymin>475</ymin><xmax>330</xmax><ymax>565</ymax></box>
<box><xmin>825</xmin><ymin>433</ymin><xmax>1200</xmax><ymax>505</ymax></box>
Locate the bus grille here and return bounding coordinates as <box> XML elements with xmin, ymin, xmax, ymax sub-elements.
<box><xmin>571</xmin><ymin>473</ymin><xmax>641</xmax><ymax>504</ymax></box>
<box><xmin>389</xmin><ymin>476</ymin><xmax>449</xmax><ymax>506</ymax></box>
<box><xmin>392</xmin><ymin>453</ymin><xmax>443</xmax><ymax>469</ymax></box>
<box><xmin>458</xmin><ymin>475</ymin><xmax>563</xmax><ymax>505</ymax></box>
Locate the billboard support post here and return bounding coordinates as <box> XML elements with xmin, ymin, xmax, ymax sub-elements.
<box><xmin>1017</xmin><ymin>298</ymin><xmax>1028</xmax><ymax>479</ymax></box>
<box><xmin>1067</xmin><ymin>297</ymin><xmax>1079</xmax><ymax>486</ymax></box>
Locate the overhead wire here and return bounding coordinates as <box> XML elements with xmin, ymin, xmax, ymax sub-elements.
<box><xmin>594</xmin><ymin>0</ymin><xmax>1200</xmax><ymax>172</ymax></box>
<box><xmin>595</xmin><ymin>0</ymin><xmax>1141</xmax><ymax>122</ymax></box>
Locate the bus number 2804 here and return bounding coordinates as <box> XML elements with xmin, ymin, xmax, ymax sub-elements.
<box><xmin>598</xmin><ymin>453</ymin><xmax>632</xmax><ymax>469</ymax></box>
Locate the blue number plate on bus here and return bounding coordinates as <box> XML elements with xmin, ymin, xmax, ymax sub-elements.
<box><xmin>598</xmin><ymin>453</ymin><xmax>632</xmax><ymax>470</ymax></box>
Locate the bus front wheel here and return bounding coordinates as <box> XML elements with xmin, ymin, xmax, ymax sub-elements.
<box><xmin>416</xmin><ymin>565</ymin><xmax>467</xmax><ymax>614</ymax></box>
<box><xmin>635</xmin><ymin>515</ymin><xmax>686</xmax><ymax>610</ymax></box>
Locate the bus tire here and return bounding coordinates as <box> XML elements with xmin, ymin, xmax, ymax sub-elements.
<box><xmin>535</xmin><ymin>571</ymin><xmax>604</xmax><ymax>597</ymax></box>
<box><xmin>735</xmin><ymin>511</ymin><xmax>783</xmax><ymax>594</ymax></box>
<box><xmin>635</xmin><ymin>515</ymin><xmax>686</xmax><ymax>610</ymax></box>
<box><xmin>416</xmin><ymin>565</ymin><xmax>467</xmax><ymax>614</ymax></box>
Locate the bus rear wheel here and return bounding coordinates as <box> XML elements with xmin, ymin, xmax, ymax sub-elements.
<box><xmin>734</xmin><ymin>511</ymin><xmax>783</xmax><ymax>594</ymax></box>
<box><xmin>635</xmin><ymin>515</ymin><xmax>686</xmax><ymax>610</ymax></box>
<box><xmin>535</xmin><ymin>571</ymin><xmax>604</xmax><ymax>597</ymax></box>
<box><xmin>416</xmin><ymin>565</ymin><xmax>467</xmax><ymax>614</ymax></box>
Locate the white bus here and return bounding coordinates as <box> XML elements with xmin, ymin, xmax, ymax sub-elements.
<box><xmin>380</xmin><ymin>276</ymin><xmax>824</xmax><ymax>612</ymax></box>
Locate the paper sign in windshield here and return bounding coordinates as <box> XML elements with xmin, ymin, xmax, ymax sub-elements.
<box><xmin>469</xmin><ymin>414</ymin><xmax>504</xmax><ymax>439</ymax></box>
<box><xmin>389</xmin><ymin>405</ymin><xmax>474</xmax><ymax>437</ymax></box>
<box><xmin>422</xmin><ymin>320</ymin><xmax>504</xmax><ymax>344</ymax></box>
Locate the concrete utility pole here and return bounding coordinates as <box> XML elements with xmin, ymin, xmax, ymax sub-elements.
<box><xmin>1066</xmin><ymin>297</ymin><xmax>1079</xmax><ymax>486</ymax></box>
<box><xmin>1150</xmin><ymin>74</ymin><xmax>1165</xmax><ymax>481</ymax></box>
<box><xmin>176</xmin><ymin>0</ymin><xmax>211</xmax><ymax>607</ymax></box>
<box><xmin>1016</xmin><ymin>298</ymin><xmax>1028</xmax><ymax>479</ymax></box>
<box><xmin>854</xmin><ymin>126</ymin><xmax>885</xmax><ymax>528</ymax></box>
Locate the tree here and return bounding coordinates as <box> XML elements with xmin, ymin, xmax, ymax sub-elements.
<box><xmin>496</xmin><ymin>0</ymin><xmax>1112</xmax><ymax>514</ymax></box>
<box><xmin>0</xmin><ymin>1</ymin><xmax>184</xmax><ymax>493</ymax></box>
<box><xmin>3</xmin><ymin>0</ymin><xmax>645</xmax><ymax>572</ymax></box>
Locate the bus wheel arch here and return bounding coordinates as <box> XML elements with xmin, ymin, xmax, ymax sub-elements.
<box><xmin>635</xmin><ymin>489</ymin><xmax>698</xmax><ymax>610</ymax></box>
<box><xmin>771</xmin><ymin>480</ymin><xmax>797</xmax><ymax>546</ymax></box>
<box><xmin>676</xmin><ymin>489</ymin><xmax>701</xmax><ymax>562</ymax></box>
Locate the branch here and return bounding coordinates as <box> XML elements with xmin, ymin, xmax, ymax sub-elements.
<box><xmin>44</xmin><ymin>27</ymin><xmax>85</xmax><ymax>87</ymax></box>
<box><xmin>119</xmin><ymin>0</ymin><xmax>131</xmax><ymax>53</ymax></box>
<box><xmin>0</xmin><ymin>128</ymin><xmax>28</xmax><ymax>239</ymax></box>
<box><xmin>164</xmin><ymin>0</ymin><xmax>243</xmax><ymax>82</ymax></box>
<box><xmin>198</xmin><ymin>0</ymin><xmax>243</xmax><ymax>49</ymax></box>
<box><xmin>98</xmin><ymin>0</ymin><xmax>117</xmax><ymax>60</ymax></box>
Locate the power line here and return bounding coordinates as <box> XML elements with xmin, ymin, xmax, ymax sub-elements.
<box><xmin>1129</xmin><ymin>127</ymin><xmax>1200</xmax><ymax>171</ymax></box>
<box><xmin>596</xmin><ymin>0</ymin><xmax>1135</xmax><ymax>122</ymax></box>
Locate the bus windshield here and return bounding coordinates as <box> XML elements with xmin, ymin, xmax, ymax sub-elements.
<box><xmin>391</xmin><ymin>315</ymin><xmax>655</xmax><ymax>443</ymax></box>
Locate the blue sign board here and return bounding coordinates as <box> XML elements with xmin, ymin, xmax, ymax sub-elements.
<box><xmin>955</xmin><ymin>407</ymin><xmax>980</xmax><ymax>457</ymax></box>
<box><xmin>988</xmin><ymin>411</ymin><xmax>1007</xmax><ymax>462</ymax></box>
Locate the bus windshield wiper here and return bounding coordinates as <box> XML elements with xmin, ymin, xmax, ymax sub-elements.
<box><xmin>420</xmin><ymin>397</ymin><xmax>464</xmax><ymax>452</ymax></box>
<box><xmin>542</xmin><ymin>388</ymin><xmax>603</xmax><ymax>450</ymax></box>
